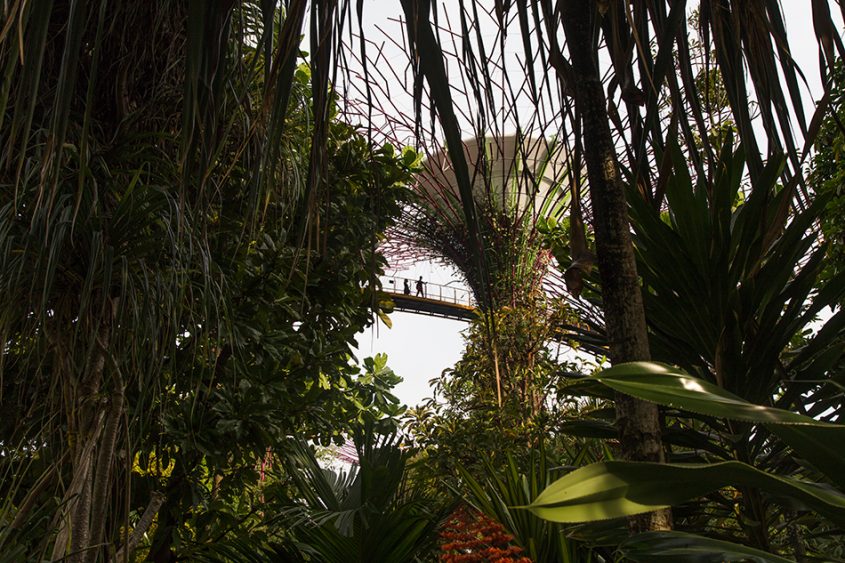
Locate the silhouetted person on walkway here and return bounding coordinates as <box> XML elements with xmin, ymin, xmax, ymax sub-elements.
<box><xmin>416</xmin><ymin>276</ymin><xmax>425</xmax><ymax>297</ymax></box>
<box><xmin>403</xmin><ymin>279</ymin><xmax>411</xmax><ymax>295</ymax></box>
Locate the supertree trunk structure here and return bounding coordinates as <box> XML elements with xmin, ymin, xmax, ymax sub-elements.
<box><xmin>335</xmin><ymin>7</ymin><xmax>582</xmax><ymax>312</ymax></box>
<box><xmin>399</xmin><ymin>134</ymin><xmax>571</xmax><ymax>308</ymax></box>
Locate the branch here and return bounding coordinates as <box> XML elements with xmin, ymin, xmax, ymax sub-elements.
<box><xmin>112</xmin><ymin>491</ymin><xmax>165</xmax><ymax>563</ymax></box>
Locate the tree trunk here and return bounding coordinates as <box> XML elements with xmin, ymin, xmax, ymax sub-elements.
<box><xmin>87</xmin><ymin>389</ymin><xmax>125</xmax><ymax>563</ymax></box>
<box><xmin>114</xmin><ymin>492</ymin><xmax>165</xmax><ymax>563</ymax></box>
<box><xmin>51</xmin><ymin>421</ymin><xmax>102</xmax><ymax>562</ymax></box>
<box><xmin>52</xmin><ymin>302</ymin><xmax>118</xmax><ymax>561</ymax></box>
<box><xmin>146</xmin><ymin>455</ymin><xmax>196</xmax><ymax>563</ymax></box>
<box><xmin>560</xmin><ymin>0</ymin><xmax>671</xmax><ymax>533</ymax></box>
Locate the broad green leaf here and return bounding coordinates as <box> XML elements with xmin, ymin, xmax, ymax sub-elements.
<box><xmin>558</xmin><ymin>419</ymin><xmax>617</xmax><ymax>439</ymax></box>
<box><xmin>619</xmin><ymin>531</ymin><xmax>794</xmax><ymax>563</ymax></box>
<box><xmin>596</xmin><ymin>361</ymin><xmax>845</xmax><ymax>486</ymax></box>
<box><xmin>524</xmin><ymin>460</ymin><xmax>845</xmax><ymax>525</ymax></box>
<box><xmin>595</xmin><ymin>362</ymin><xmax>816</xmax><ymax>425</ymax></box>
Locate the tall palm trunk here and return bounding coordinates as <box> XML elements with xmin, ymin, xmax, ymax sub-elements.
<box><xmin>50</xmin><ymin>300</ymin><xmax>124</xmax><ymax>562</ymax></box>
<box><xmin>559</xmin><ymin>0</ymin><xmax>671</xmax><ymax>533</ymax></box>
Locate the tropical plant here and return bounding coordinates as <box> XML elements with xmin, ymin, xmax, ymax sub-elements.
<box><xmin>0</xmin><ymin>2</ymin><xmax>418</xmax><ymax>559</ymax></box>
<box><xmin>456</xmin><ymin>450</ymin><xmax>603</xmax><ymax>563</ymax></box>
<box><xmin>809</xmin><ymin>58</ymin><xmax>845</xmax><ymax>298</ymax></box>
<box><xmin>545</xmin><ymin>142</ymin><xmax>845</xmax><ymax>550</ymax></box>
<box><xmin>526</xmin><ymin>361</ymin><xmax>845</xmax><ymax>560</ymax></box>
<box><xmin>630</xmin><ymin>147</ymin><xmax>844</xmax><ymax>552</ymax></box>
<box><xmin>404</xmin><ymin>295</ymin><xmax>581</xmax><ymax>480</ymax></box>
<box><xmin>135</xmin><ymin>353</ymin><xmax>408</xmax><ymax>561</ymax></box>
<box><xmin>271</xmin><ymin>427</ymin><xmax>450</xmax><ymax>563</ymax></box>
<box><xmin>438</xmin><ymin>504</ymin><xmax>532</xmax><ymax>563</ymax></box>
<box><xmin>390</xmin><ymin>1</ymin><xmax>842</xmax><ymax>534</ymax></box>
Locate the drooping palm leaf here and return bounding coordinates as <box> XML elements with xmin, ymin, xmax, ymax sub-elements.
<box><xmin>0</xmin><ymin>1</ymin><xmax>378</xmax><ymax>559</ymax></box>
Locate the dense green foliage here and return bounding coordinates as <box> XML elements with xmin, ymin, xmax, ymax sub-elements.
<box><xmin>2</xmin><ymin>1</ymin><xmax>845</xmax><ymax>562</ymax></box>
<box><xmin>810</xmin><ymin>61</ymin><xmax>845</xmax><ymax>295</ymax></box>
<box><xmin>540</xmin><ymin>146</ymin><xmax>845</xmax><ymax>558</ymax></box>
<box><xmin>0</xmin><ymin>3</ymin><xmax>417</xmax><ymax>560</ymax></box>
<box><xmin>405</xmin><ymin>296</ymin><xmax>583</xmax><ymax>477</ymax></box>
<box><xmin>530</xmin><ymin>362</ymin><xmax>845</xmax><ymax>560</ymax></box>
<box><xmin>275</xmin><ymin>427</ymin><xmax>450</xmax><ymax>562</ymax></box>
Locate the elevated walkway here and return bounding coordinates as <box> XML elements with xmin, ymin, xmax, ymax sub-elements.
<box><xmin>378</xmin><ymin>275</ymin><xmax>594</xmax><ymax>350</ymax></box>
<box><xmin>381</xmin><ymin>276</ymin><xmax>477</xmax><ymax>321</ymax></box>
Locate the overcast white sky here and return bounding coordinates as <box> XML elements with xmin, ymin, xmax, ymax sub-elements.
<box><xmin>344</xmin><ymin>1</ymin><xmax>844</xmax><ymax>407</ymax></box>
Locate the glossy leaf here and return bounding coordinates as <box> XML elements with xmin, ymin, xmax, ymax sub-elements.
<box><xmin>618</xmin><ymin>531</ymin><xmax>794</xmax><ymax>563</ymax></box>
<box><xmin>595</xmin><ymin>361</ymin><xmax>845</xmax><ymax>486</ymax></box>
<box><xmin>596</xmin><ymin>362</ymin><xmax>827</xmax><ymax>426</ymax></box>
<box><xmin>525</xmin><ymin>460</ymin><xmax>845</xmax><ymax>525</ymax></box>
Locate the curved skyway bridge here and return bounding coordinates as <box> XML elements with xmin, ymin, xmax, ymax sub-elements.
<box><xmin>381</xmin><ymin>276</ymin><xmax>477</xmax><ymax>321</ymax></box>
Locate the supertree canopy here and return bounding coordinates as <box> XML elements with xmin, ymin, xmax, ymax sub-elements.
<box><xmin>334</xmin><ymin>5</ymin><xmax>585</xmax><ymax>312</ymax></box>
<box><xmin>391</xmin><ymin>133</ymin><xmax>572</xmax><ymax>308</ymax></box>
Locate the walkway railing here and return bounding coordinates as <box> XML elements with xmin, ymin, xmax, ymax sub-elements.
<box><xmin>380</xmin><ymin>275</ymin><xmax>476</xmax><ymax>308</ymax></box>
